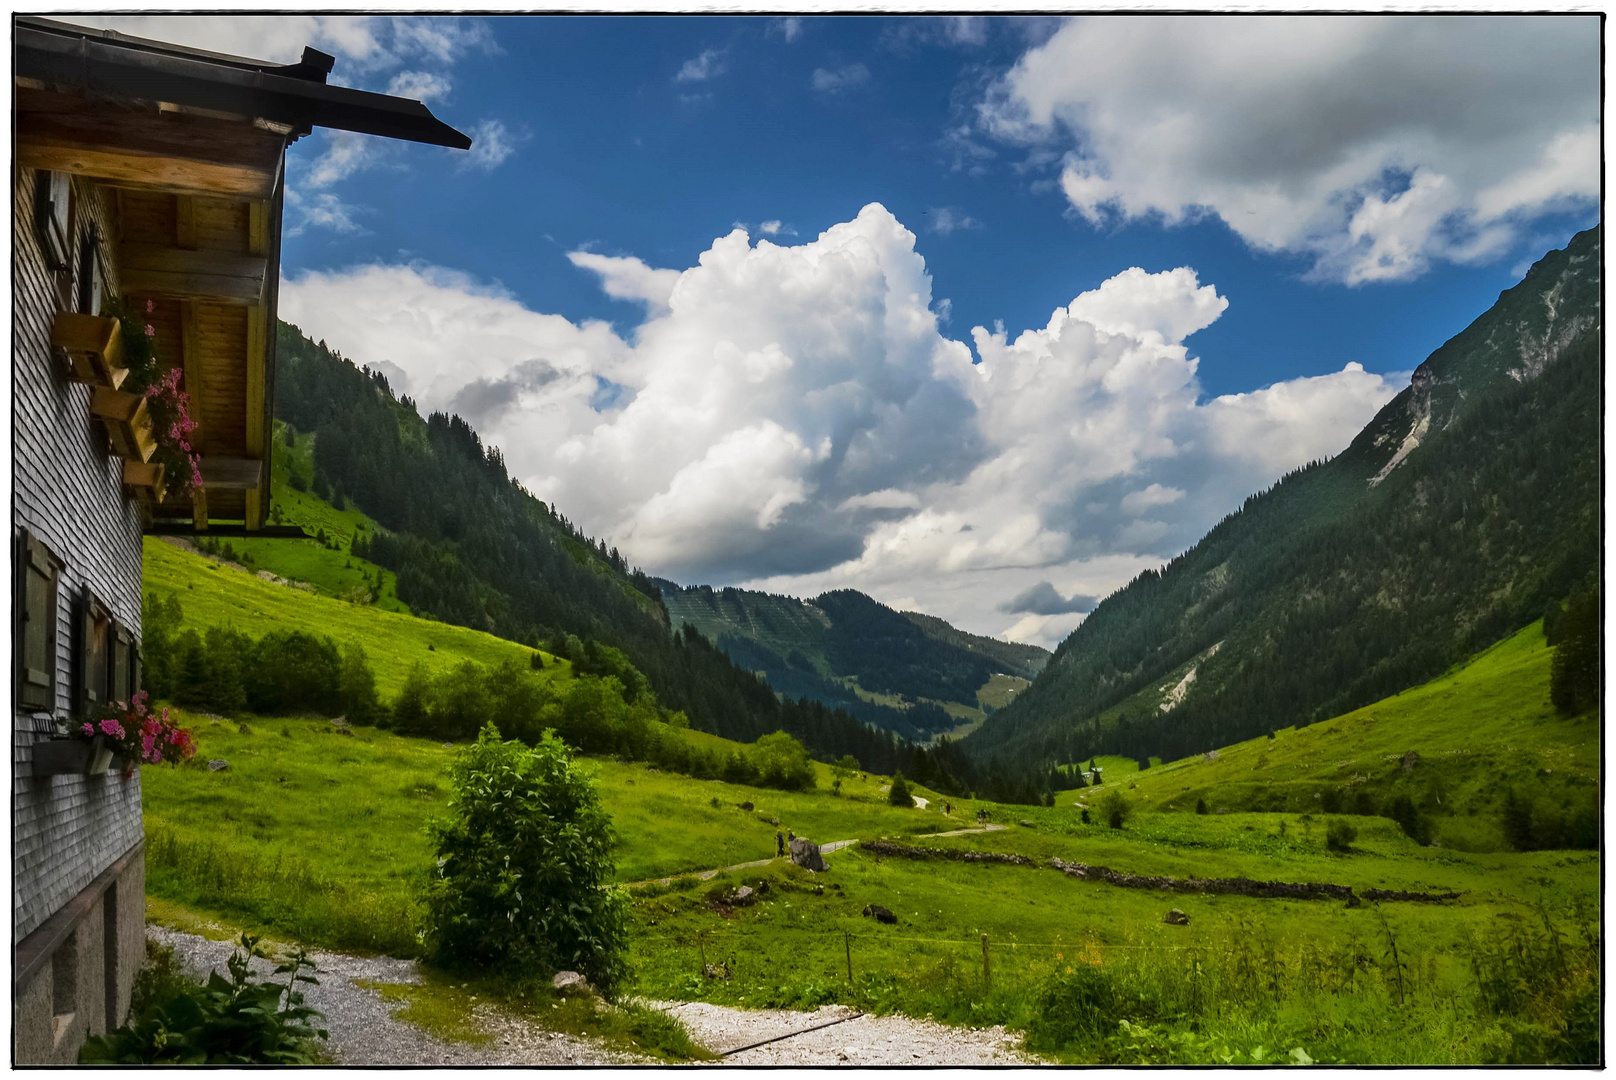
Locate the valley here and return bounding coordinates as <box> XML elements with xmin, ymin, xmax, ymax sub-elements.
<box><xmin>134</xmin><ymin>230</ymin><xmax>1599</xmax><ymax>1065</ymax></box>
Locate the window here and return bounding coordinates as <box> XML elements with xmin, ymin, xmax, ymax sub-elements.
<box><xmin>15</xmin><ymin>530</ymin><xmax>61</xmax><ymax>713</ymax></box>
<box><xmin>74</xmin><ymin>589</ymin><xmax>111</xmax><ymax>719</ymax></box>
<box><xmin>33</xmin><ymin>170</ymin><xmax>70</xmax><ymax>271</ymax></box>
<box><xmin>75</xmin><ymin>225</ymin><xmax>104</xmax><ymax>316</ymax></box>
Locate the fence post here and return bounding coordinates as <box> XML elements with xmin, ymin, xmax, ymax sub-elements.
<box><xmin>845</xmin><ymin>932</ymin><xmax>853</xmax><ymax>984</ymax></box>
<box><xmin>982</xmin><ymin>934</ymin><xmax>991</xmax><ymax>992</ymax></box>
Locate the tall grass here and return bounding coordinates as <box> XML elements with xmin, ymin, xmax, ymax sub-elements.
<box><xmin>145</xmin><ymin>825</ymin><xmax>422</xmax><ymax>957</ymax></box>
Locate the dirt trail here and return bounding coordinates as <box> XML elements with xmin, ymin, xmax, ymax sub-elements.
<box><xmin>148</xmin><ymin>925</ymin><xmax>1036</xmax><ymax>1066</ymax></box>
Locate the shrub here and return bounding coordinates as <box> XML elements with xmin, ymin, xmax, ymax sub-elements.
<box><xmin>1098</xmin><ymin>789</ymin><xmax>1132</xmax><ymax>829</ymax></box>
<box><xmin>80</xmin><ymin>934</ymin><xmax>326</xmax><ymax>1064</ymax></box>
<box><xmin>1325</xmin><ymin>819</ymin><xmax>1357</xmax><ymax>852</ymax></box>
<box><xmin>752</xmin><ymin>731</ymin><xmax>815</xmax><ymax>791</ymax></box>
<box><xmin>424</xmin><ymin>724</ymin><xmax>627</xmax><ymax>995</ymax></box>
<box><xmin>888</xmin><ymin>772</ymin><xmax>915</xmax><ymax>807</ymax></box>
<box><xmin>1195</xmin><ymin>797</ymin><xmax>1208</xmax><ymax>815</ymax></box>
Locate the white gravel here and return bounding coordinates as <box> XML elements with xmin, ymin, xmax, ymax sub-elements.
<box><xmin>148</xmin><ymin>925</ymin><xmax>1040</xmax><ymax>1066</ymax></box>
<box><xmin>652</xmin><ymin>1000</ymin><xmax>1039</xmax><ymax>1065</ymax></box>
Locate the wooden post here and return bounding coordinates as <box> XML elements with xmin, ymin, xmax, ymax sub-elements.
<box><xmin>845</xmin><ymin>931</ymin><xmax>853</xmax><ymax>984</ymax></box>
<box><xmin>982</xmin><ymin>934</ymin><xmax>991</xmax><ymax>992</ymax></box>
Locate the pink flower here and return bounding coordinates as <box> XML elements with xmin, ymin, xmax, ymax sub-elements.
<box><xmin>98</xmin><ymin>718</ymin><xmax>125</xmax><ymax>739</ymax></box>
<box><xmin>145</xmin><ymin>299</ymin><xmax>154</xmax><ymax>314</ymax></box>
<box><xmin>144</xmin><ymin>324</ymin><xmax>155</xmax><ymax>337</ymax></box>
<box><xmin>81</xmin><ymin>722</ymin><xmax>94</xmax><ymax>738</ymax></box>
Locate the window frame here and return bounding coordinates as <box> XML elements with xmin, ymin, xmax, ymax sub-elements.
<box><xmin>33</xmin><ymin>170</ymin><xmax>70</xmax><ymax>272</ymax></box>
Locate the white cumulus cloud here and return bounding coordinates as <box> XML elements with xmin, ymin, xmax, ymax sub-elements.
<box><xmin>977</xmin><ymin>15</ymin><xmax>1599</xmax><ymax>284</ymax></box>
<box><xmin>281</xmin><ymin>205</ymin><xmax>1401</xmax><ymax>648</ymax></box>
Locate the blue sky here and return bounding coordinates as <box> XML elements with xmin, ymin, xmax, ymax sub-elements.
<box><xmin>278</xmin><ymin>15</ymin><xmax>1593</xmax><ymax>396</ymax></box>
<box><xmin>79</xmin><ymin>15</ymin><xmax>1601</xmax><ymax>646</ymax></box>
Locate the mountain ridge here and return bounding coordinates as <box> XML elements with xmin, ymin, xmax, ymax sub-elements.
<box><xmin>964</xmin><ymin>226</ymin><xmax>1601</xmax><ymax>771</ymax></box>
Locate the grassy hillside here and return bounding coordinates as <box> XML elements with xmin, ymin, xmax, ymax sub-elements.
<box><xmin>213</xmin><ymin>422</ymin><xmax>409</xmax><ymax>614</ymax></box>
<box><xmin>143</xmin><ymin>537</ymin><xmax>562</xmax><ymax>699</ymax></box>
<box><xmin>1072</xmin><ymin>619</ymin><xmax>1597</xmax><ymax>853</ymax></box>
<box><xmin>969</xmin><ymin>228</ymin><xmax>1600</xmax><ymax>772</ymax></box>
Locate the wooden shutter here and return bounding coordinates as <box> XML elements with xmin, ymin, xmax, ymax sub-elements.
<box><xmin>110</xmin><ymin>622</ymin><xmax>133</xmax><ymax>704</ymax></box>
<box><xmin>15</xmin><ymin>531</ymin><xmax>60</xmax><ymax>712</ymax></box>
<box><xmin>74</xmin><ymin>588</ymin><xmax>110</xmax><ymax>718</ymax></box>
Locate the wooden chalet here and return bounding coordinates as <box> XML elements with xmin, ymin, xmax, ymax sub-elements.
<box><xmin>12</xmin><ymin>17</ymin><xmax>468</xmax><ymax>1062</ymax></box>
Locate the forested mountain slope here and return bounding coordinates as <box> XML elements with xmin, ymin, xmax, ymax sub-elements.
<box><xmin>655</xmin><ymin>580</ymin><xmax>1047</xmax><ymax>740</ymax></box>
<box><xmin>965</xmin><ymin>227</ymin><xmax>1601</xmax><ymax>772</ymax></box>
<box><xmin>272</xmin><ymin>325</ymin><xmax>1030</xmax><ymax>798</ymax></box>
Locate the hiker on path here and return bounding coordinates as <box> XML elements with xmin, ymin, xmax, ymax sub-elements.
<box><xmin>776</xmin><ymin>832</ymin><xmax>785</xmax><ymax>857</ymax></box>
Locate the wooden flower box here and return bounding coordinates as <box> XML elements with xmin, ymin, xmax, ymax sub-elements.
<box><xmin>51</xmin><ymin>312</ymin><xmax>127</xmax><ymax>389</ymax></box>
<box><xmin>90</xmin><ymin>387</ymin><xmax>156</xmax><ymax>462</ymax></box>
<box><xmin>121</xmin><ymin>459</ymin><xmax>166</xmax><ymax>503</ymax></box>
<box><xmin>31</xmin><ymin>736</ymin><xmax>114</xmax><ymax>777</ymax></box>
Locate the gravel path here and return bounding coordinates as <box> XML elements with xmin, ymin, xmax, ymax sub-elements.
<box><xmin>148</xmin><ymin>926</ymin><xmax>1039</xmax><ymax>1066</ymax></box>
<box><xmin>653</xmin><ymin>1000</ymin><xmax>1037</xmax><ymax>1065</ymax></box>
<box><xmin>146</xmin><ymin>926</ymin><xmax>640</xmax><ymax>1065</ymax></box>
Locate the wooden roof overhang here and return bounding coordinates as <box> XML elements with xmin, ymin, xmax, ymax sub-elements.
<box><xmin>15</xmin><ymin>16</ymin><xmax>471</xmax><ymax>532</ymax></box>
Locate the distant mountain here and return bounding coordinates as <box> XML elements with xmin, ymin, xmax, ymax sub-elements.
<box><xmin>965</xmin><ymin>227</ymin><xmax>1601</xmax><ymax>772</ymax></box>
<box><xmin>653</xmin><ymin>580</ymin><xmax>1047</xmax><ymax>741</ymax></box>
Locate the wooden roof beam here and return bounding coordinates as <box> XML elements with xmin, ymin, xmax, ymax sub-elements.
<box><xmin>119</xmin><ymin>243</ymin><xmax>267</xmax><ymax>303</ymax></box>
<box><xmin>16</xmin><ymin>92</ymin><xmax>283</xmax><ymax>199</ymax></box>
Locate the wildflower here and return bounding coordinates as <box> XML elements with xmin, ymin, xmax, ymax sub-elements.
<box><xmin>144</xmin><ymin>324</ymin><xmax>155</xmax><ymax>337</ymax></box>
<box><xmin>80</xmin><ymin>723</ymin><xmax>95</xmax><ymax>738</ymax></box>
<box><xmin>145</xmin><ymin>299</ymin><xmax>154</xmax><ymax>314</ymax></box>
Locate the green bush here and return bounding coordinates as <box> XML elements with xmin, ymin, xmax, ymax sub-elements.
<box><xmin>752</xmin><ymin>731</ymin><xmax>815</xmax><ymax>791</ymax></box>
<box><xmin>1098</xmin><ymin>789</ymin><xmax>1132</xmax><ymax>829</ymax></box>
<box><xmin>1325</xmin><ymin>819</ymin><xmax>1357</xmax><ymax>852</ymax></box>
<box><xmin>80</xmin><ymin>935</ymin><xmax>326</xmax><ymax>1064</ymax></box>
<box><xmin>424</xmin><ymin>724</ymin><xmax>628</xmax><ymax>995</ymax></box>
<box><xmin>888</xmin><ymin>772</ymin><xmax>915</xmax><ymax>807</ymax></box>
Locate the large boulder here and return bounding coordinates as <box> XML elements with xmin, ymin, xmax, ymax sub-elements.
<box><xmin>789</xmin><ymin>836</ymin><xmax>827</xmax><ymax>872</ymax></box>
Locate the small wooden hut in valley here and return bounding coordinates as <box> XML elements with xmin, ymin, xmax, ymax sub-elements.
<box><xmin>12</xmin><ymin>17</ymin><xmax>468</xmax><ymax>1062</ymax></box>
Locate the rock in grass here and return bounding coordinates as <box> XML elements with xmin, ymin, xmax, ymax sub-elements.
<box><xmin>863</xmin><ymin>904</ymin><xmax>897</xmax><ymax>925</ymax></box>
<box><xmin>1165</xmin><ymin>909</ymin><xmax>1189</xmax><ymax>925</ymax></box>
<box><xmin>1401</xmin><ymin>750</ymin><xmax>1421</xmax><ymax>772</ymax></box>
<box><xmin>739</xmin><ymin>801</ymin><xmax>754</xmax><ymax>812</ymax></box>
<box><xmin>733</xmin><ymin>886</ymin><xmax>756</xmax><ymax>905</ymax></box>
<box><xmin>553</xmin><ymin>971</ymin><xmax>595</xmax><ymax>996</ymax></box>
<box><xmin>207</xmin><ymin>759</ymin><xmax>228</xmax><ymax>772</ymax></box>
<box><xmin>789</xmin><ymin>837</ymin><xmax>827</xmax><ymax>872</ymax></box>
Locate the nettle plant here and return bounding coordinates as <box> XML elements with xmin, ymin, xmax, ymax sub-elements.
<box><xmin>76</xmin><ymin>690</ymin><xmax>196</xmax><ymax>772</ymax></box>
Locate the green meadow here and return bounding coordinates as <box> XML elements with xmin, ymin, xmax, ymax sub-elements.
<box><xmin>143</xmin><ymin>537</ymin><xmax>563</xmax><ymax>699</ymax></box>
<box><xmin>141</xmin><ymin>539</ymin><xmax>1599</xmax><ymax>1063</ymax></box>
